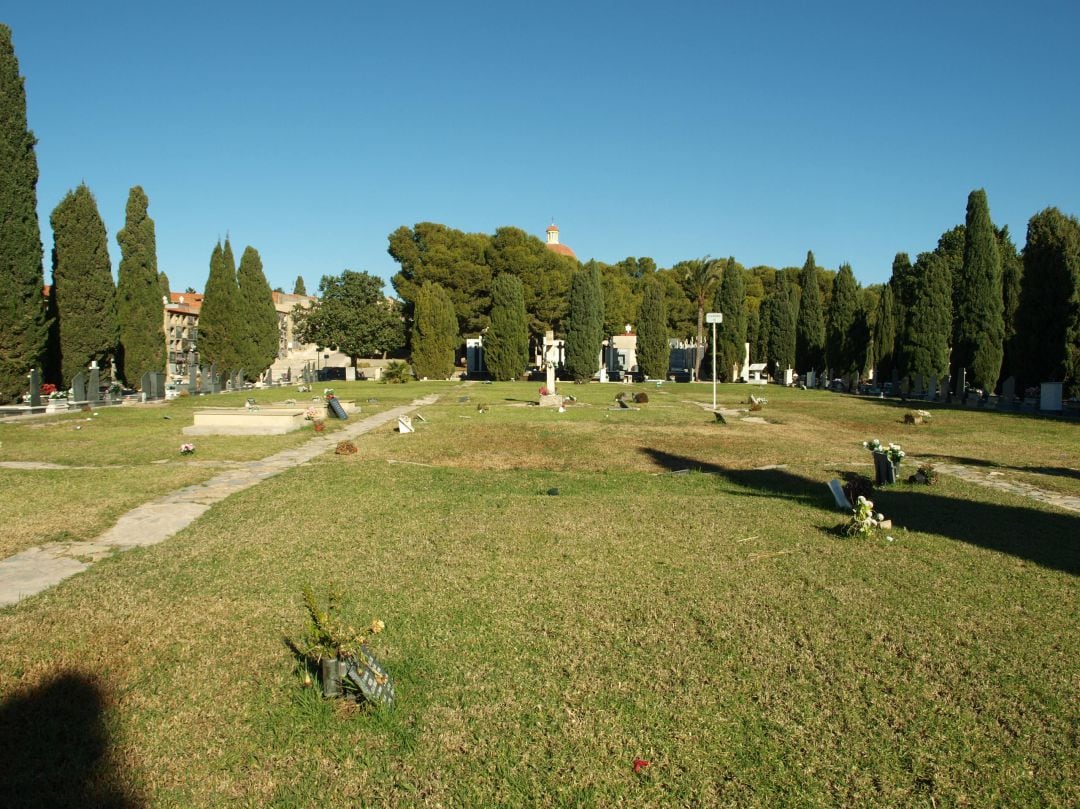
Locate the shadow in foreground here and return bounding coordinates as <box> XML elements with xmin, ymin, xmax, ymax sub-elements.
<box><xmin>0</xmin><ymin>671</ymin><xmax>142</xmax><ymax>808</ymax></box>
<box><xmin>641</xmin><ymin>447</ymin><xmax>1080</xmax><ymax>576</ymax></box>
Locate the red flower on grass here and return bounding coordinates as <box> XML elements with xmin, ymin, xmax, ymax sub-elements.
<box><xmin>632</xmin><ymin>759</ymin><xmax>650</xmax><ymax>774</ymax></box>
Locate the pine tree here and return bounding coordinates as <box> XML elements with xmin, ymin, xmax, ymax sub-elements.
<box><xmin>484</xmin><ymin>273</ymin><xmax>528</xmax><ymax>381</ymax></box>
<box><xmin>715</xmin><ymin>258</ymin><xmax>747</xmax><ymax>381</ymax></box>
<box><xmin>198</xmin><ymin>240</ymin><xmax>241</xmax><ymax>372</ymax></box>
<box><xmin>953</xmin><ymin>189</ymin><xmax>1004</xmax><ymax>391</ymax></box>
<box><xmin>0</xmin><ymin>24</ymin><xmax>48</xmax><ymax>403</ymax></box>
<box><xmin>1013</xmin><ymin>208</ymin><xmax>1080</xmax><ymax>393</ymax></box>
<box><xmin>826</xmin><ymin>264</ymin><xmax>859</xmax><ymax>375</ymax></box>
<box><xmin>872</xmin><ymin>283</ymin><xmax>897</xmax><ymax>381</ymax></box>
<box><xmin>564</xmin><ymin>264</ymin><xmax>605</xmax><ymax>381</ymax></box>
<box><xmin>50</xmin><ymin>184</ymin><xmax>117</xmax><ymax>385</ymax></box>
<box><xmin>115</xmin><ymin>186</ymin><xmax>164</xmax><ymax>385</ymax></box>
<box><xmin>411</xmin><ymin>281</ymin><xmax>457</xmax><ymax>379</ymax></box>
<box><xmin>795</xmin><ymin>250</ymin><xmax>825</xmax><ymax>373</ymax></box>
<box><xmin>293</xmin><ymin>275</ymin><xmax>307</xmax><ymax>296</ymax></box>
<box><xmin>237</xmin><ymin>246</ymin><xmax>279</xmax><ymax>379</ymax></box>
<box><xmin>636</xmin><ymin>277</ymin><xmax>669</xmax><ymax>379</ymax></box>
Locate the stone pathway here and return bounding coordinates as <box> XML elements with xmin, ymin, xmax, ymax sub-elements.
<box><xmin>931</xmin><ymin>463</ymin><xmax>1080</xmax><ymax>515</ymax></box>
<box><xmin>0</xmin><ymin>395</ymin><xmax>438</xmax><ymax>608</ymax></box>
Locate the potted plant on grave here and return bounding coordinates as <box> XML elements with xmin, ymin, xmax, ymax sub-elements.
<box><xmin>45</xmin><ymin>386</ymin><xmax>69</xmax><ymax>413</ymax></box>
<box><xmin>863</xmin><ymin>439</ymin><xmax>905</xmax><ymax>485</ymax></box>
<box><xmin>291</xmin><ymin>585</ymin><xmax>391</xmax><ymax>704</ymax></box>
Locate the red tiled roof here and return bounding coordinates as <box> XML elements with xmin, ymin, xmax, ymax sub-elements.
<box><xmin>545</xmin><ymin>242</ymin><xmax>577</xmax><ymax>259</ymax></box>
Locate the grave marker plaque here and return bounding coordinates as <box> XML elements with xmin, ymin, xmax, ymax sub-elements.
<box><xmin>397</xmin><ymin>415</ymin><xmax>414</xmax><ymax>433</ymax></box>
<box><xmin>327</xmin><ymin>397</ymin><xmax>348</xmax><ymax>420</ymax></box>
<box><xmin>343</xmin><ymin>649</ymin><xmax>395</xmax><ymax>707</ymax></box>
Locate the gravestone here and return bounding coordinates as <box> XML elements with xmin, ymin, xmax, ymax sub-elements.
<box><xmin>28</xmin><ymin>368</ymin><xmax>41</xmax><ymax>407</ymax></box>
<box><xmin>72</xmin><ymin>370</ymin><xmax>88</xmax><ymax>403</ymax></box>
<box><xmin>397</xmin><ymin>415</ymin><xmax>414</xmax><ymax>433</ymax></box>
<box><xmin>1040</xmin><ymin>382</ymin><xmax>1063</xmax><ymax>412</ymax></box>
<box><xmin>828</xmin><ymin>479</ymin><xmax>852</xmax><ymax>510</ymax></box>
<box><xmin>235</xmin><ymin>370</ymin><xmax>244</xmax><ymax>390</ymax></box>
<box><xmin>783</xmin><ymin>368</ymin><xmax>794</xmax><ymax>386</ymax></box>
<box><xmin>956</xmin><ymin>368</ymin><xmax>968</xmax><ymax>403</ymax></box>
<box><xmin>140</xmin><ymin>371</ymin><xmax>152</xmax><ymax>398</ymax></box>
<box><xmin>805</xmin><ymin>370</ymin><xmax>816</xmax><ymax>389</ymax></box>
<box><xmin>939</xmin><ymin>375</ymin><xmax>950</xmax><ymax>403</ymax></box>
<box><xmin>189</xmin><ymin>362</ymin><xmax>198</xmax><ymax>395</ymax></box>
<box><xmin>849</xmin><ymin>372</ymin><xmax>859</xmax><ymax>393</ymax></box>
<box><xmin>88</xmin><ymin>366</ymin><xmax>100</xmax><ymax>403</ymax></box>
<box><xmin>546</xmin><ymin>363</ymin><xmax>557</xmax><ymax>396</ymax></box>
<box><xmin>927</xmin><ymin>375</ymin><xmax>937</xmax><ymax>401</ymax></box>
<box><xmin>999</xmin><ymin>376</ymin><xmax>1016</xmax><ymax>409</ymax></box>
<box><xmin>913</xmin><ymin>374</ymin><xmax>925</xmax><ymax>397</ymax></box>
<box><xmin>327</xmin><ymin>397</ymin><xmax>348</xmax><ymax>420</ymax></box>
<box><xmin>265</xmin><ymin>368</ymin><xmax>273</xmax><ymax>385</ymax></box>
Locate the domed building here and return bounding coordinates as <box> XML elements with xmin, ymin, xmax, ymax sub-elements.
<box><xmin>544</xmin><ymin>223</ymin><xmax>576</xmax><ymax>260</ymax></box>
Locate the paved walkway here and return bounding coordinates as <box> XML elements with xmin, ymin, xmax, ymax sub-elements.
<box><xmin>0</xmin><ymin>395</ymin><xmax>438</xmax><ymax>608</ymax></box>
<box><xmin>932</xmin><ymin>462</ymin><xmax>1080</xmax><ymax>514</ymax></box>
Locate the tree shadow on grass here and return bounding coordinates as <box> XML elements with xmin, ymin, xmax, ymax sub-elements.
<box><xmin>0</xmin><ymin>671</ymin><xmax>142</xmax><ymax>808</ymax></box>
<box><xmin>641</xmin><ymin>448</ymin><xmax>1080</xmax><ymax>576</ymax></box>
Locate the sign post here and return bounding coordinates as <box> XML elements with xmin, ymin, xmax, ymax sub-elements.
<box><xmin>706</xmin><ymin>312</ymin><xmax>723</xmax><ymax>410</ymax></box>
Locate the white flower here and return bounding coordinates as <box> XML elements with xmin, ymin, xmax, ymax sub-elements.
<box><xmin>886</xmin><ymin>536</ymin><xmax>895</xmax><ymax>542</ymax></box>
<box><xmin>875</xmin><ymin>513</ymin><xmax>884</xmax><ymax>522</ymax></box>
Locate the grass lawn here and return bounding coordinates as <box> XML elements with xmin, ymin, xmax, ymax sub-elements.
<box><xmin>0</xmin><ymin>382</ymin><xmax>1076</xmax><ymax>807</ymax></box>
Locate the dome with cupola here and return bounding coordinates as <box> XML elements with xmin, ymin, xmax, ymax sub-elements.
<box><xmin>544</xmin><ymin>223</ymin><xmax>576</xmax><ymax>259</ymax></box>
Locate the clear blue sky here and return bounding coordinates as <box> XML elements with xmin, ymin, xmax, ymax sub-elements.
<box><xmin>6</xmin><ymin>1</ymin><xmax>1079</xmax><ymax>294</ymax></box>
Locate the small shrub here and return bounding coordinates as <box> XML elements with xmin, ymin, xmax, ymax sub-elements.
<box><xmin>335</xmin><ymin>441</ymin><xmax>358</xmax><ymax>455</ymax></box>
<box><xmin>909</xmin><ymin>464</ymin><xmax>938</xmax><ymax>485</ymax></box>
<box><xmin>380</xmin><ymin>361</ymin><xmax>410</xmax><ymax>384</ymax></box>
<box><xmin>634</xmin><ymin>392</ymin><xmax>649</xmax><ymax>404</ymax></box>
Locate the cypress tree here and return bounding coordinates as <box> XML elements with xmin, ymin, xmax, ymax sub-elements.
<box><xmin>564</xmin><ymin>263</ymin><xmax>605</xmax><ymax>381</ymax></box>
<box><xmin>636</xmin><ymin>277</ymin><xmax>669</xmax><ymax>379</ymax></box>
<box><xmin>411</xmin><ymin>280</ymin><xmax>457</xmax><ymax>379</ymax></box>
<box><xmin>795</xmin><ymin>250</ymin><xmax>825</xmax><ymax>373</ymax></box>
<box><xmin>484</xmin><ymin>273</ymin><xmax>528</xmax><ymax>381</ymax></box>
<box><xmin>715</xmin><ymin>258</ymin><xmax>747</xmax><ymax>381</ymax></box>
<box><xmin>237</xmin><ymin>246</ymin><xmax>279</xmax><ymax>379</ymax></box>
<box><xmin>826</xmin><ymin>263</ymin><xmax>859</xmax><ymax>375</ymax></box>
<box><xmin>198</xmin><ymin>240</ymin><xmax>241</xmax><ymax>372</ymax></box>
<box><xmin>158</xmin><ymin>271</ymin><xmax>170</xmax><ymax>301</ymax></box>
<box><xmin>872</xmin><ymin>283</ymin><xmax>897</xmax><ymax>381</ymax></box>
<box><xmin>763</xmin><ymin>276</ymin><xmax>796</xmax><ymax>377</ymax></box>
<box><xmin>50</xmin><ymin>184</ymin><xmax>117</xmax><ymax>385</ymax></box>
<box><xmin>748</xmin><ymin>305</ymin><xmax>766</xmax><ymax>368</ymax></box>
<box><xmin>953</xmin><ymin>189</ymin><xmax>1004</xmax><ymax>390</ymax></box>
<box><xmin>0</xmin><ymin>24</ymin><xmax>48</xmax><ymax>403</ymax></box>
<box><xmin>115</xmin><ymin>186</ymin><xmax>164</xmax><ymax>385</ymax></box>
<box><xmin>1013</xmin><ymin>208</ymin><xmax>1080</xmax><ymax>392</ymax></box>
<box><xmin>998</xmin><ymin>226</ymin><xmax>1023</xmax><ymax>380</ymax></box>
<box><xmin>293</xmin><ymin>275</ymin><xmax>307</xmax><ymax>296</ymax></box>
<box><xmin>899</xmin><ymin>252</ymin><xmax>952</xmax><ymax>380</ymax></box>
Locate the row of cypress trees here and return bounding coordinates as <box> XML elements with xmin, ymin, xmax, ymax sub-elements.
<box><xmin>0</xmin><ymin>25</ymin><xmax>280</xmax><ymax>398</ymax></box>
<box><xmin>198</xmin><ymin>239</ymin><xmax>280</xmax><ymax>380</ymax></box>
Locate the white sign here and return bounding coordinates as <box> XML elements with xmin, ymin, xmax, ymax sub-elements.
<box><xmin>705</xmin><ymin>312</ymin><xmax>723</xmax><ymax>324</ymax></box>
